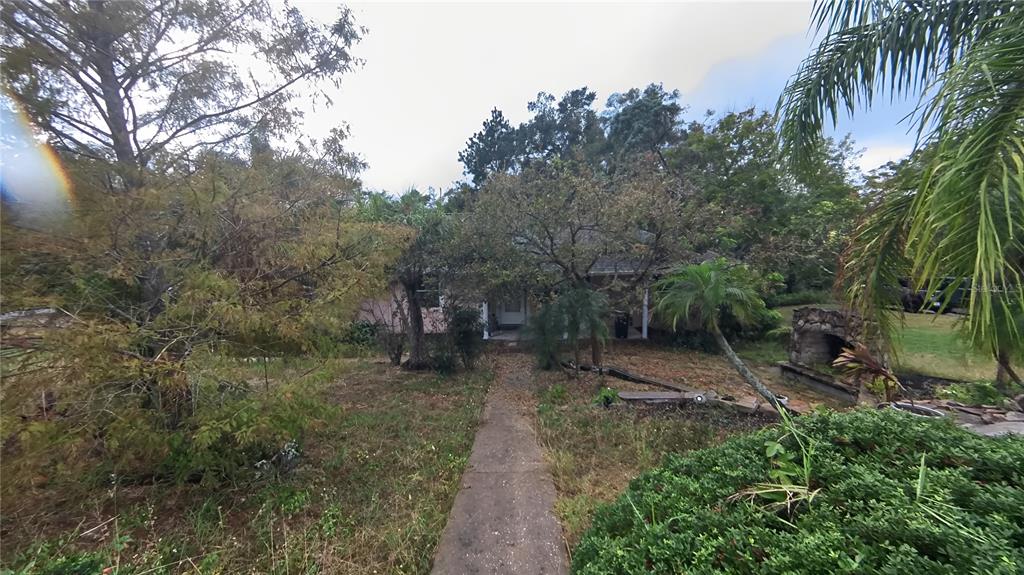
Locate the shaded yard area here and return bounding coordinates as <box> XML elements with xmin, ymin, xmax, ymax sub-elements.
<box><xmin>1</xmin><ymin>358</ymin><xmax>489</xmax><ymax>575</ymax></box>
<box><xmin>739</xmin><ymin>304</ymin><xmax>997</xmax><ymax>382</ymax></box>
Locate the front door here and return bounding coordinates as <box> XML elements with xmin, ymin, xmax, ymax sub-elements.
<box><xmin>499</xmin><ymin>296</ymin><xmax>525</xmax><ymax>327</ymax></box>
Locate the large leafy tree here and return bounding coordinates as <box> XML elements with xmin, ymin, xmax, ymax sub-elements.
<box><xmin>2</xmin><ymin>0</ymin><xmax>366</xmax><ymax>328</ymax></box>
<box><xmin>654</xmin><ymin>259</ymin><xmax>783</xmax><ymax>410</ymax></box>
<box><xmin>355</xmin><ymin>189</ymin><xmax>451</xmax><ymax>370</ymax></box>
<box><xmin>459</xmin><ymin>87</ymin><xmax>607</xmax><ymax>187</ymax></box>
<box><xmin>0</xmin><ymin>1</ymin><xmax>396</xmax><ymax>487</ymax></box>
<box><xmin>676</xmin><ymin>109</ymin><xmax>862</xmax><ymax>291</ymax></box>
<box><xmin>1</xmin><ymin>0</ymin><xmax>362</xmax><ymax>187</ymax></box>
<box><xmin>464</xmin><ymin>156</ymin><xmax>687</xmax><ymax>365</ymax></box>
<box><xmin>0</xmin><ymin>144</ymin><xmax>403</xmax><ymax>486</ymax></box>
<box><xmin>460</xmin><ymin>84</ymin><xmax>686</xmax><ymax>188</ymax></box>
<box><xmin>779</xmin><ymin>0</ymin><xmax>1024</xmax><ymax>386</ymax></box>
<box><xmin>603</xmin><ymin>83</ymin><xmax>685</xmax><ymax>169</ymax></box>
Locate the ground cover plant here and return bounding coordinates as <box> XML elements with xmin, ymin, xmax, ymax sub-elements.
<box><xmin>572</xmin><ymin>408</ymin><xmax>1024</xmax><ymax>574</ymax></box>
<box><xmin>0</xmin><ymin>358</ymin><xmax>489</xmax><ymax>575</ymax></box>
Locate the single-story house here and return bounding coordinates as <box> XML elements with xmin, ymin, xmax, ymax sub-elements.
<box><xmin>480</xmin><ymin>258</ymin><xmax>654</xmax><ymax>341</ymax></box>
<box><xmin>359</xmin><ymin>257</ymin><xmax>657</xmax><ymax>341</ymax></box>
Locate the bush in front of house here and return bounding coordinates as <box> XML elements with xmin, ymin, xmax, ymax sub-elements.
<box><xmin>429</xmin><ymin>304</ymin><xmax>486</xmax><ymax>373</ymax></box>
<box><xmin>661</xmin><ymin>305</ymin><xmax>782</xmax><ymax>352</ymax></box>
<box><xmin>764</xmin><ymin>289</ymin><xmax>833</xmax><ymax>308</ymax></box>
<box><xmin>572</xmin><ymin>408</ymin><xmax>1024</xmax><ymax>574</ymax></box>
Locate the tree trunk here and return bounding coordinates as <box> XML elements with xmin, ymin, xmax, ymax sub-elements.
<box><xmin>402</xmin><ymin>280</ymin><xmax>430</xmax><ymax>370</ymax></box>
<box><xmin>995</xmin><ymin>347</ymin><xmax>1022</xmax><ymax>395</ymax></box>
<box><xmin>590</xmin><ymin>325</ymin><xmax>603</xmax><ymax>367</ymax></box>
<box><xmin>87</xmin><ymin>0</ymin><xmax>142</xmax><ymax>188</ymax></box>
<box><xmin>855</xmin><ymin>374</ymin><xmax>881</xmax><ymax>406</ymax></box>
<box><xmin>570</xmin><ymin>331</ymin><xmax>581</xmax><ymax>377</ymax></box>
<box><xmin>712</xmin><ymin>329</ymin><xmax>783</xmax><ymax>412</ymax></box>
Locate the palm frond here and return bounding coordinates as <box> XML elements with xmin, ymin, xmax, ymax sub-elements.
<box><xmin>911</xmin><ymin>14</ymin><xmax>1024</xmax><ymax>347</ymax></box>
<box><xmin>783</xmin><ymin>0</ymin><xmax>1024</xmax><ymax>354</ymax></box>
<box><xmin>779</xmin><ymin>0</ymin><xmax>1015</xmax><ymax>166</ymax></box>
<box><xmin>839</xmin><ymin>189</ymin><xmax>914</xmax><ymax>346</ymax></box>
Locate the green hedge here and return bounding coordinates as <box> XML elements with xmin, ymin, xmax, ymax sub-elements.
<box><xmin>764</xmin><ymin>289</ymin><xmax>833</xmax><ymax>308</ymax></box>
<box><xmin>573</xmin><ymin>409</ymin><xmax>1024</xmax><ymax>574</ymax></box>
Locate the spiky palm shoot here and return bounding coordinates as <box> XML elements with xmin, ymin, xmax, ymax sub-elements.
<box><xmin>654</xmin><ymin>260</ymin><xmax>783</xmax><ymax>411</ymax></box>
<box><xmin>779</xmin><ymin>0</ymin><xmax>1024</xmax><ymax>379</ymax></box>
<box><xmin>833</xmin><ymin>343</ymin><xmax>903</xmax><ymax>402</ymax></box>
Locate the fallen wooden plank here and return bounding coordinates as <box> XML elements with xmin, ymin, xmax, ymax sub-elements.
<box><xmin>618</xmin><ymin>390</ymin><xmax>717</xmax><ymax>404</ymax></box>
<box><xmin>618</xmin><ymin>391</ymin><xmax>683</xmax><ymax>402</ymax></box>
<box><xmin>561</xmin><ymin>361</ymin><xmax>689</xmax><ymax>391</ymax></box>
<box><xmin>561</xmin><ymin>360</ymin><xmax>792</xmax><ymax>416</ymax></box>
<box><xmin>708</xmin><ymin>397</ymin><xmax>787</xmax><ymax>418</ymax></box>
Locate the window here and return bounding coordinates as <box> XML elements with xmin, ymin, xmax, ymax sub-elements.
<box><xmin>415</xmin><ymin>275</ymin><xmax>441</xmax><ymax>309</ymax></box>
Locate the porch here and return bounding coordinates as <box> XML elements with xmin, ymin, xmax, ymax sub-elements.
<box><xmin>488</xmin><ymin>325</ymin><xmax>648</xmax><ymax>342</ymax></box>
<box><xmin>481</xmin><ymin>288</ymin><xmax>651</xmax><ymax>341</ymax></box>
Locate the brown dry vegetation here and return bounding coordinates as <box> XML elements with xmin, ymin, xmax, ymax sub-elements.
<box><xmin>604</xmin><ymin>341</ymin><xmax>846</xmax><ymax>412</ymax></box>
<box><xmin>0</xmin><ymin>358</ymin><xmax>489</xmax><ymax>575</ymax></box>
<box><xmin>524</xmin><ymin>343</ymin><xmax>845</xmax><ymax>552</ymax></box>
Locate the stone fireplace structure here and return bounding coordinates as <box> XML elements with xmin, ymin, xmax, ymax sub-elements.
<box><xmin>789</xmin><ymin>307</ymin><xmax>865</xmax><ymax>367</ymax></box>
<box><xmin>780</xmin><ymin>307</ymin><xmax>873</xmax><ymax>403</ymax></box>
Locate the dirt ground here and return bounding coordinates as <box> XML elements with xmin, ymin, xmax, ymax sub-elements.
<box><xmin>600</xmin><ymin>341</ymin><xmax>846</xmax><ymax>413</ymax></box>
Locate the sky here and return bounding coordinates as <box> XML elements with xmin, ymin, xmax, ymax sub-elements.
<box><xmin>294</xmin><ymin>1</ymin><xmax>921</xmax><ymax>193</ymax></box>
<box><xmin>0</xmin><ymin>1</ymin><xmax>919</xmax><ymax>199</ymax></box>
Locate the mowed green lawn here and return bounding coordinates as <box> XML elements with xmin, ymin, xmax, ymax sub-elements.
<box><xmin>773</xmin><ymin>305</ymin><xmax>996</xmax><ymax>382</ymax></box>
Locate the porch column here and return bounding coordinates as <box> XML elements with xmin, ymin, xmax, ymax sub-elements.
<box><xmin>481</xmin><ymin>301</ymin><xmax>490</xmax><ymax>340</ymax></box>
<box><xmin>642</xmin><ymin>287</ymin><xmax>649</xmax><ymax>340</ymax></box>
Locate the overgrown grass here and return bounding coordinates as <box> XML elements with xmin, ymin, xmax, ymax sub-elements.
<box><xmin>1</xmin><ymin>358</ymin><xmax>489</xmax><ymax>575</ymax></box>
<box><xmin>530</xmin><ymin>374</ymin><xmax>768</xmax><ymax>552</ymax></box>
<box><xmin>894</xmin><ymin>313</ymin><xmax>995</xmax><ymax>381</ymax></box>
<box><xmin>734</xmin><ymin>338</ymin><xmax>789</xmax><ymax>364</ymax></box>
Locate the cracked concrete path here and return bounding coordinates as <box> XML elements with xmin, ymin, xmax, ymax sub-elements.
<box><xmin>431</xmin><ymin>365</ymin><xmax>568</xmax><ymax>575</ymax></box>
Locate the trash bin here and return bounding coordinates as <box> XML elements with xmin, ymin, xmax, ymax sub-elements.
<box><xmin>614</xmin><ymin>313</ymin><xmax>630</xmax><ymax>339</ymax></box>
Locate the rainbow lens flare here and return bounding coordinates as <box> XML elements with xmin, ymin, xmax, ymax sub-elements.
<box><xmin>1</xmin><ymin>93</ymin><xmax>73</xmax><ymax>212</ymax></box>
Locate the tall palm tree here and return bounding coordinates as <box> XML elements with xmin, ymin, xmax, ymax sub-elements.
<box><xmin>654</xmin><ymin>260</ymin><xmax>784</xmax><ymax>411</ymax></box>
<box><xmin>778</xmin><ymin>0</ymin><xmax>1024</xmax><ymax>386</ymax></box>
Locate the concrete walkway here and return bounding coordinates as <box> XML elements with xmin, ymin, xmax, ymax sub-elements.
<box><xmin>431</xmin><ymin>380</ymin><xmax>568</xmax><ymax>574</ymax></box>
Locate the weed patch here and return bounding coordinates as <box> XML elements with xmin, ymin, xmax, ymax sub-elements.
<box><xmin>1</xmin><ymin>358</ymin><xmax>489</xmax><ymax>574</ymax></box>
<box><xmin>531</xmin><ymin>370</ymin><xmax>764</xmax><ymax>549</ymax></box>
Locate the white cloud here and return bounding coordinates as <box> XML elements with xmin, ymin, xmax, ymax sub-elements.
<box><xmin>296</xmin><ymin>1</ymin><xmax>813</xmax><ymax>192</ymax></box>
<box><xmin>857</xmin><ymin>143</ymin><xmax>913</xmax><ymax>174</ymax></box>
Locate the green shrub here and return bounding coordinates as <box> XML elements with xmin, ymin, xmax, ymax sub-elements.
<box><xmin>446</xmin><ymin>306</ymin><xmax>485</xmax><ymax>370</ymax></box>
<box><xmin>340</xmin><ymin>320</ymin><xmax>379</xmax><ymax>349</ymax></box>
<box><xmin>937</xmin><ymin>381</ymin><xmax>1018</xmax><ymax>406</ymax></box>
<box><xmin>664</xmin><ymin>305</ymin><xmax>782</xmax><ymax>352</ymax></box>
<box><xmin>430</xmin><ymin>345</ymin><xmax>459</xmax><ymax>374</ymax></box>
<box><xmin>765</xmin><ymin>289</ymin><xmax>833</xmax><ymax>308</ymax></box>
<box><xmin>573</xmin><ymin>409</ymin><xmax>1024</xmax><ymax>574</ymax></box>
<box><xmin>593</xmin><ymin>387</ymin><xmax>618</xmax><ymax>407</ymax></box>
<box><xmin>2</xmin><ymin>348</ymin><xmax>335</xmax><ymax>490</ymax></box>
<box><xmin>526</xmin><ymin>288</ymin><xmax>609</xmax><ymax>368</ymax></box>
<box><xmin>426</xmin><ymin>305</ymin><xmax>485</xmax><ymax>373</ymax></box>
